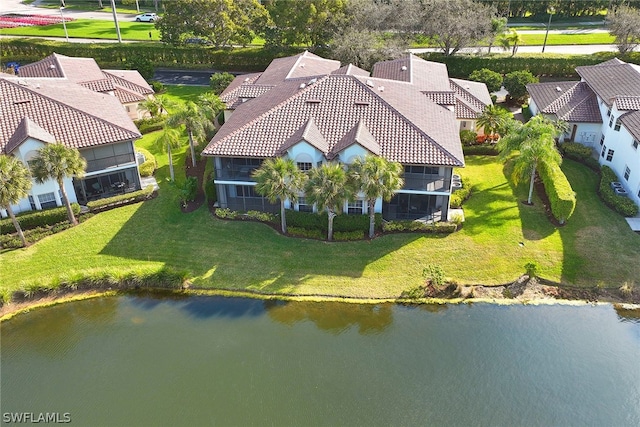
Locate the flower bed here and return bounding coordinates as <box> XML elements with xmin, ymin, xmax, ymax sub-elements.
<box><xmin>0</xmin><ymin>14</ymin><xmax>75</xmax><ymax>29</ymax></box>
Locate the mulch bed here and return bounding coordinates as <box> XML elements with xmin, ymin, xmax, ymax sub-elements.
<box><xmin>181</xmin><ymin>154</ymin><xmax>207</xmax><ymax>213</ymax></box>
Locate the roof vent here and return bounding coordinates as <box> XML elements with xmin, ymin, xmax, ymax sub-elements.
<box><xmin>49</xmin><ymin>64</ymin><xmax>56</xmax><ymax>69</ymax></box>
<box><xmin>36</xmin><ymin>83</ymin><xmax>41</xmax><ymax>89</ymax></box>
<box><xmin>17</xmin><ymin>79</ymin><xmax>27</xmax><ymax>86</ymax></box>
<box><xmin>300</xmin><ymin>63</ymin><xmax>305</xmax><ymax>68</ymax></box>
<box><xmin>355</xmin><ymin>101</ymin><xmax>370</xmax><ymax>106</ymax></box>
<box><xmin>556</xmin><ymin>86</ymin><xmax>563</xmax><ymax>92</ymax></box>
<box><xmin>366</xmin><ymin>79</ymin><xmax>374</xmax><ymax>87</ymax></box>
<box><xmin>308</xmin><ymin>78</ymin><xmax>317</xmax><ymax>85</ymax></box>
<box><xmin>13</xmin><ymin>99</ymin><xmax>31</xmax><ymax>105</ymax></box>
<box><xmin>378</xmin><ymin>86</ymin><xmax>385</xmax><ymax>92</ymax></box>
<box><xmin>299</xmin><ymin>83</ymin><xmax>306</xmax><ymax>89</ymax></box>
<box><xmin>306</xmin><ymin>98</ymin><xmax>321</xmax><ymax>104</ymax></box>
<box><xmin>401</xmin><ymin>66</ymin><xmax>407</xmax><ymax>71</ymax></box>
<box><xmin>244</xmin><ymin>77</ymin><xmax>250</xmax><ymax>82</ymax></box>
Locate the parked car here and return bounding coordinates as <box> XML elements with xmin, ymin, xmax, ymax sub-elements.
<box><xmin>135</xmin><ymin>13</ymin><xmax>157</xmax><ymax>22</ymax></box>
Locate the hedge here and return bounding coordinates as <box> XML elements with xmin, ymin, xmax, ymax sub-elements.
<box><xmin>1</xmin><ymin>38</ymin><xmax>303</xmax><ymax>72</ymax></box>
<box><xmin>421</xmin><ymin>52</ymin><xmax>640</xmax><ymax>79</ymax></box>
<box><xmin>1</xmin><ymin>203</ymin><xmax>81</xmax><ymax>235</ymax></box>
<box><xmin>285</xmin><ymin>209</ymin><xmax>383</xmax><ymax>233</ymax></box>
<box><xmin>0</xmin><ymin>213</ymin><xmax>94</xmax><ymax>249</ymax></box>
<box><xmin>599</xmin><ymin>166</ymin><xmax>639</xmax><ymax>217</ymax></box>
<box><xmin>86</xmin><ymin>185</ymin><xmax>155</xmax><ymax>212</ymax></box>
<box><xmin>463</xmin><ymin>144</ymin><xmax>500</xmax><ymax>156</ymax></box>
<box><xmin>559</xmin><ymin>142</ymin><xmax>600</xmax><ymax>171</ymax></box>
<box><xmin>135</xmin><ymin>146</ymin><xmax>156</xmax><ymax>177</ymax></box>
<box><xmin>382</xmin><ymin>220</ymin><xmax>457</xmax><ymax>233</ymax></box>
<box><xmin>450</xmin><ymin>176</ymin><xmax>472</xmax><ymax>208</ymax></box>
<box><xmin>538</xmin><ymin>161</ymin><xmax>576</xmax><ymax>224</ymax></box>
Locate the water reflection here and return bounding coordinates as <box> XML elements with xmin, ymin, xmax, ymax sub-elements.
<box><xmin>2</xmin><ymin>297</ymin><xmax>117</xmax><ymax>357</ymax></box>
<box><xmin>614</xmin><ymin>305</ymin><xmax>640</xmax><ymax>324</ymax></box>
<box><xmin>264</xmin><ymin>300</ymin><xmax>393</xmax><ymax>335</ymax></box>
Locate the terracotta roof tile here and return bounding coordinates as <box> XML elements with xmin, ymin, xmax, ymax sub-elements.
<box><xmin>372</xmin><ymin>54</ymin><xmax>451</xmax><ymax>92</ymax></box>
<box><xmin>103</xmin><ymin>70</ymin><xmax>153</xmax><ymax>95</ymax></box>
<box><xmin>280</xmin><ymin>117</ymin><xmax>329</xmax><ymax>154</ymax></box>
<box><xmin>254</xmin><ymin>51</ymin><xmax>340</xmax><ymax>85</ymax></box>
<box><xmin>331</xmin><ymin>119</ymin><xmax>380</xmax><ymax>158</ymax></box>
<box><xmin>620</xmin><ymin>110</ymin><xmax>640</xmax><ymax>141</ymax></box>
<box><xmin>527</xmin><ymin>81</ymin><xmax>601</xmax><ymax>123</ymax></box>
<box><xmin>615</xmin><ymin>96</ymin><xmax>640</xmax><ymax>111</ymax></box>
<box><xmin>331</xmin><ymin>64</ymin><xmax>371</xmax><ymax>77</ymax></box>
<box><xmin>80</xmin><ymin>78</ymin><xmax>116</xmax><ymax>93</ymax></box>
<box><xmin>5</xmin><ymin>117</ymin><xmax>56</xmax><ymax>154</ymax></box>
<box><xmin>576</xmin><ymin>60</ymin><xmax>640</xmax><ymax>106</ymax></box>
<box><xmin>114</xmin><ymin>86</ymin><xmax>146</xmax><ymax>104</ymax></box>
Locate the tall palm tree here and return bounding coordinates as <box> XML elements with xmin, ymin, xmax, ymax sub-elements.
<box><xmin>138</xmin><ymin>95</ymin><xmax>175</xmax><ymax>118</ymax></box>
<box><xmin>252</xmin><ymin>158</ymin><xmax>305</xmax><ymax>234</ymax></box>
<box><xmin>30</xmin><ymin>143</ymin><xmax>86</xmax><ymax>225</ymax></box>
<box><xmin>348</xmin><ymin>156</ymin><xmax>404</xmax><ymax>238</ymax></box>
<box><xmin>167</xmin><ymin>101</ymin><xmax>212</xmax><ymax>168</ymax></box>
<box><xmin>0</xmin><ymin>155</ymin><xmax>33</xmax><ymax>247</ymax></box>
<box><xmin>498</xmin><ymin>115</ymin><xmax>562</xmax><ymax>204</ymax></box>
<box><xmin>154</xmin><ymin>126</ymin><xmax>183</xmax><ymax>182</ymax></box>
<box><xmin>499</xmin><ymin>29</ymin><xmax>523</xmax><ymax>57</ymax></box>
<box><xmin>476</xmin><ymin>105</ymin><xmax>513</xmax><ymax>139</ymax></box>
<box><xmin>305</xmin><ymin>163</ymin><xmax>352</xmax><ymax>241</ymax></box>
<box><xmin>197</xmin><ymin>92</ymin><xmax>225</xmax><ymax>129</ymax></box>
<box><xmin>487</xmin><ymin>17</ymin><xmax>507</xmax><ymax>54</ymax></box>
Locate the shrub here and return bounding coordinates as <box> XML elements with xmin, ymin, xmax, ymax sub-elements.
<box><xmin>538</xmin><ymin>161</ymin><xmax>576</xmax><ymax>224</ymax></box>
<box><xmin>558</xmin><ymin>142</ymin><xmax>600</xmax><ymax>171</ymax></box>
<box><xmin>503</xmin><ymin>70</ymin><xmax>538</xmax><ymax>103</ymax></box>
<box><xmin>285</xmin><ymin>210</ymin><xmax>382</xmax><ymax>233</ymax></box>
<box><xmin>210</xmin><ymin>72</ymin><xmax>235</xmax><ymax>94</ymax></box>
<box><xmin>203</xmin><ymin>167</ymin><xmax>216</xmax><ymax>205</ymax></box>
<box><xmin>468</xmin><ymin>68</ymin><xmax>503</xmax><ymax>93</ymax></box>
<box><xmin>599</xmin><ymin>166</ymin><xmax>639</xmax><ymax>217</ymax></box>
<box><xmin>86</xmin><ymin>185</ymin><xmax>154</xmax><ymax>212</ymax></box>
<box><xmin>134</xmin><ymin>115</ymin><xmax>166</xmax><ymax>134</ymax></box>
<box><xmin>463</xmin><ymin>145</ymin><xmax>500</xmax><ymax>156</ymax></box>
<box><xmin>150</xmin><ymin>80</ymin><xmax>165</xmax><ymax>93</ymax></box>
<box><xmin>214</xmin><ymin>208</ymin><xmax>240</xmax><ymax>219</ymax></box>
<box><xmin>179</xmin><ymin>176</ymin><xmax>198</xmax><ymax>206</ymax></box>
<box><xmin>245</xmin><ymin>210</ymin><xmax>276</xmax><ymax>222</ymax></box>
<box><xmin>400</xmin><ymin>285</ymin><xmax>426</xmax><ymax>299</ymax></box>
<box><xmin>460</xmin><ymin>130</ymin><xmax>477</xmax><ymax>146</ymax></box>
<box><xmin>525</xmin><ymin>262</ymin><xmax>538</xmax><ymax>278</ymax></box>
<box><xmin>136</xmin><ymin>147</ymin><xmax>156</xmax><ymax>177</ymax></box>
<box><xmin>287</xmin><ymin>226</ymin><xmax>324</xmax><ymax>240</ymax></box>
<box><xmin>333</xmin><ymin>230</ymin><xmax>365</xmax><ymax>241</ymax></box>
<box><xmin>423</xmin><ymin>264</ymin><xmax>445</xmax><ymax>287</ymax></box>
<box><xmin>0</xmin><ymin>204</ymin><xmax>81</xmax><ymax>234</ymax></box>
<box><xmin>382</xmin><ymin>220</ymin><xmax>457</xmax><ymax>233</ymax></box>
<box><xmin>449</xmin><ymin>176</ymin><xmax>472</xmax><ymax>208</ymax></box>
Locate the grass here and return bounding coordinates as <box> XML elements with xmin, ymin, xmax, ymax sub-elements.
<box><xmin>0</xmin><ymin>19</ymin><xmax>161</xmax><ymax>41</ymax></box>
<box><xmin>2</xmin><ymin>141</ymin><xmax>639</xmax><ymax>300</ymax></box>
<box><xmin>412</xmin><ymin>32</ymin><xmax>615</xmax><ymax>48</ymax></box>
<box><xmin>37</xmin><ymin>0</ymin><xmax>152</xmax><ymax>14</ymax></box>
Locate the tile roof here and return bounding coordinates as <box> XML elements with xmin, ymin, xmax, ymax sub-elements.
<box><xmin>221</xmin><ymin>82</ymin><xmax>275</xmax><ymax>109</ymax></box>
<box><xmin>615</xmin><ymin>96</ymin><xmax>640</xmax><ymax>111</ymax></box>
<box><xmin>280</xmin><ymin>118</ymin><xmax>329</xmax><ymax>154</ymax></box>
<box><xmin>331</xmin><ymin>64</ymin><xmax>370</xmax><ymax>77</ymax></box>
<box><xmin>254</xmin><ymin>51</ymin><xmax>340</xmax><ymax>85</ymax></box>
<box><xmin>114</xmin><ymin>86</ymin><xmax>146</xmax><ymax>104</ymax></box>
<box><xmin>80</xmin><ymin>78</ymin><xmax>116</xmax><ymax>93</ymax></box>
<box><xmin>19</xmin><ymin>53</ymin><xmax>105</xmax><ymax>82</ymax></box>
<box><xmin>331</xmin><ymin>119</ymin><xmax>380</xmax><ymax>157</ymax></box>
<box><xmin>5</xmin><ymin>117</ymin><xmax>56</xmax><ymax>154</ymax></box>
<box><xmin>576</xmin><ymin>60</ymin><xmax>640</xmax><ymax>106</ymax></box>
<box><xmin>424</xmin><ymin>91</ymin><xmax>456</xmax><ymax>106</ymax></box>
<box><xmin>620</xmin><ymin>110</ymin><xmax>640</xmax><ymax>141</ymax></box>
<box><xmin>372</xmin><ymin>54</ymin><xmax>452</xmax><ymax>93</ymax></box>
<box><xmin>103</xmin><ymin>70</ymin><xmax>154</xmax><ymax>95</ymax></box>
<box><xmin>527</xmin><ymin>81</ymin><xmax>602</xmax><ymax>123</ymax></box>
<box><xmin>451</xmin><ymin>78</ymin><xmax>492</xmax><ymax>107</ymax></box>
<box><xmin>204</xmin><ymin>74</ymin><xmax>463</xmax><ymax>166</ymax></box>
<box><xmin>0</xmin><ymin>77</ymin><xmax>140</xmax><ymax>153</ymax></box>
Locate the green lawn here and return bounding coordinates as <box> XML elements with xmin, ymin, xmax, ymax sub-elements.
<box><xmin>0</xmin><ymin>19</ymin><xmax>161</xmax><ymax>41</ymax></box>
<box><xmin>1</xmin><ymin>140</ymin><xmax>639</xmax><ymax>298</ymax></box>
<box><xmin>411</xmin><ymin>31</ymin><xmax>614</xmax><ymax>48</ymax></box>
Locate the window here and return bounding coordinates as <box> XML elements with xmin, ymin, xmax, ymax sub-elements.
<box><xmin>601</xmin><ymin>145</ymin><xmax>607</xmax><ymax>158</ymax></box>
<box><xmin>297</xmin><ymin>162</ymin><xmax>312</xmax><ymax>172</ymax></box>
<box><xmin>600</xmin><ymin>135</ymin><xmax>605</xmax><ymax>146</ymax></box>
<box><xmin>609</xmin><ymin>116</ymin><xmax>614</xmax><ymax>128</ymax></box>
<box><xmin>37</xmin><ymin>192</ymin><xmax>57</xmax><ymax>209</ymax></box>
<box><xmin>633</xmin><ymin>139</ymin><xmax>638</xmax><ymax>150</ymax></box>
<box><xmin>347</xmin><ymin>200</ymin><xmax>363</xmax><ymax>215</ymax></box>
<box><xmin>606</xmin><ymin>108</ymin><xmax>611</xmax><ymax>117</ymax></box>
<box><xmin>606</xmin><ymin>149</ymin><xmax>615</xmax><ymax>162</ymax></box>
<box><xmin>624</xmin><ymin>166</ymin><xmax>631</xmax><ymax>181</ymax></box>
<box><xmin>298</xmin><ymin>197</ymin><xmax>312</xmax><ymax>212</ymax></box>
<box><xmin>614</xmin><ymin>119</ymin><xmax>621</xmax><ymax>131</ymax></box>
<box><xmin>235</xmin><ymin>185</ymin><xmax>258</xmax><ymax>198</ymax></box>
<box><xmin>404</xmin><ymin>165</ymin><xmax>439</xmax><ymax>175</ymax></box>
<box><xmin>28</xmin><ymin>195</ymin><xmax>36</xmax><ymax>210</ymax></box>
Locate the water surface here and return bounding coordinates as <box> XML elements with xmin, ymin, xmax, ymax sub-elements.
<box><xmin>2</xmin><ymin>296</ymin><xmax>640</xmax><ymax>426</ymax></box>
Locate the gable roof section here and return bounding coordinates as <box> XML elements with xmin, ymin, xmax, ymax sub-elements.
<box><xmin>80</xmin><ymin>78</ymin><xmax>116</xmax><ymax>93</ymax></box>
<box><xmin>576</xmin><ymin>61</ymin><xmax>640</xmax><ymax>107</ymax></box>
<box><xmin>331</xmin><ymin>119</ymin><xmax>380</xmax><ymax>157</ymax></box>
<box><xmin>280</xmin><ymin>117</ymin><xmax>329</xmax><ymax>154</ymax></box>
<box><xmin>103</xmin><ymin>70</ymin><xmax>153</xmax><ymax>95</ymax></box>
<box><xmin>204</xmin><ymin>74</ymin><xmax>463</xmax><ymax>166</ymax></box>
<box><xmin>19</xmin><ymin>53</ymin><xmax>105</xmax><ymax>83</ymax></box>
<box><xmin>5</xmin><ymin>117</ymin><xmax>56</xmax><ymax>154</ymax></box>
<box><xmin>0</xmin><ymin>78</ymin><xmax>140</xmax><ymax>153</ymax></box>
<box><xmin>527</xmin><ymin>81</ymin><xmax>601</xmax><ymax>123</ymax></box>
<box><xmin>114</xmin><ymin>86</ymin><xmax>146</xmax><ymax>104</ymax></box>
<box><xmin>254</xmin><ymin>51</ymin><xmax>340</xmax><ymax>85</ymax></box>
<box><xmin>331</xmin><ymin>64</ymin><xmax>370</xmax><ymax>77</ymax></box>
<box><xmin>372</xmin><ymin>54</ymin><xmax>452</xmax><ymax>93</ymax></box>
<box><xmin>620</xmin><ymin>111</ymin><xmax>640</xmax><ymax>141</ymax></box>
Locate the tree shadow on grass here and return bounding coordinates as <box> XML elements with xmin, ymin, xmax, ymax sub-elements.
<box><xmin>98</xmin><ymin>190</ymin><xmax>423</xmax><ymax>297</ymax></box>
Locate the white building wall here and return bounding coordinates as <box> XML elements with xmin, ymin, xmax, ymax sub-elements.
<box><xmin>600</xmin><ymin>122</ymin><xmax>640</xmax><ymax>206</ymax></box>
<box><xmin>572</xmin><ymin>123</ymin><xmax>601</xmax><ymax>148</ymax></box>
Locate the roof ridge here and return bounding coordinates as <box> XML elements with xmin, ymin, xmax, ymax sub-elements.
<box><xmin>3</xmin><ymin>78</ymin><xmax>140</xmax><ymax>140</ymax></box>
<box><xmin>103</xmin><ymin>70</ymin><xmax>152</xmax><ymax>94</ymax></box>
<box><xmin>450</xmin><ymin>79</ymin><xmax>486</xmax><ymax>110</ymax></box>
<box><xmin>354</xmin><ymin>76</ymin><xmax>461</xmax><ymax>165</ymax></box>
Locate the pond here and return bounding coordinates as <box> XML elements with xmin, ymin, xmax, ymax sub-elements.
<box><xmin>2</xmin><ymin>295</ymin><xmax>640</xmax><ymax>426</ymax></box>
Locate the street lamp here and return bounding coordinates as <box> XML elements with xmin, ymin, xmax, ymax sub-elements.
<box><xmin>542</xmin><ymin>6</ymin><xmax>555</xmax><ymax>53</ymax></box>
<box><xmin>109</xmin><ymin>0</ymin><xmax>122</xmax><ymax>43</ymax></box>
<box><xmin>59</xmin><ymin>7</ymin><xmax>69</xmax><ymax>42</ymax></box>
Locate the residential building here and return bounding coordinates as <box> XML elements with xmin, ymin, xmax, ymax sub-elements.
<box><xmin>0</xmin><ymin>73</ymin><xmax>142</xmax><ymax>218</ymax></box>
<box><xmin>204</xmin><ymin>52</ymin><xmax>490</xmax><ymax>222</ymax></box>
<box><xmin>527</xmin><ymin>58</ymin><xmax>640</xmax><ymax>207</ymax></box>
<box><xmin>17</xmin><ymin>53</ymin><xmax>155</xmax><ymax>120</ymax></box>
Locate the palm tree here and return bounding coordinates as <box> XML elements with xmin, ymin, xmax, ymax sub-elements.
<box><xmin>305</xmin><ymin>163</ymin><xmax>352</xmax><ymax>241</ymax></box>
<box><xmin>476</xmin><ymin>105</ymin><xmax>513</xmax><ymax>139</ymax></box>
<box><xmin>197</xmin><ymin>92</ymin><xmax>225</xmax><ymax>129</ymax></box>
<box><xmin>252</xmin><ymin>158</ymin><xmax>305</xmax><ymax>234</ymax></box>
<box><xmin>167</xmin><ymin>101</ymin><xmax>213</xmax><ymax>168</ymax></box>
<box><xmin>499</xmin><ymin>29</ymin><xmax>523</xmax><ymax>57</ymax></box>
<box><xmin>154</xmin><ymin>126</ymin><xmax>183</xmax><ymax>182</ymax></box>
<box><xmin>138</xmin><ymin>95</ymin><xmax>175</xmax><ymax>118</ymax></box>
<box><xmin>29</xmin><ymin>143</ymin><xmax>86</xmax><ymax>225</ymax></box>
<box><xmin>498</xmin><ymin>115</ymin><xmax>562</xmax><ymax>205</ymax></box>
<box><xmin>0</xmin><ymin>155</ymin><xmax>33</xmax><ymax>247</ymax></box>
<box><xmin>348</xmin><ymin>156</ymin><xmax>404</xmax><ymax>238</ymax></box>
<box><xmin>487</xmin><ymin>17</ymin><xmax>507</xmax><ymax>54</ymax></box>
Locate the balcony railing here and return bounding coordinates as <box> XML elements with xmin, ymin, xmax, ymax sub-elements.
<box><xmin>402</xmin><ymin>173</ymin><xmax>451</xmax><ymax>192</ymax></box>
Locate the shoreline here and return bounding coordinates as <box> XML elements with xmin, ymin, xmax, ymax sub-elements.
<box><xmin>2</xmin><ymin>277</ymin><xmax>639</xmax><ymax>322</ymax></box>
